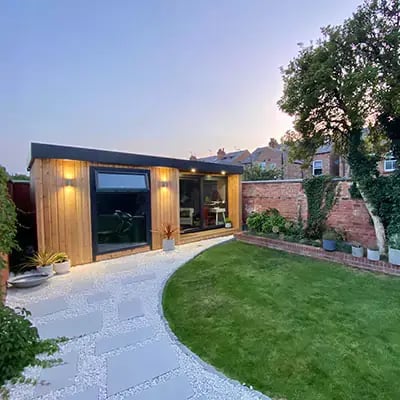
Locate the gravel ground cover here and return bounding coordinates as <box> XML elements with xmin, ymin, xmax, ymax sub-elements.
<box><xmin>5</xmin><ymin>236</ymin><xmax>269</xmax><ymax>400</ymax></box>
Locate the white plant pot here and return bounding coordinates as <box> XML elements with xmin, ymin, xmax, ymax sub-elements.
<box><xmin>37</xmin><ymin>264</ymin><xmax>54</xmax><ymax>276</ymax></box>
<box><xmin>163</xmin><ymin>239</ymin><xmax>175</xmax><ymax>251</ymax></box>
<box><xmin>54</xmin><ymin>260</ymin><xmax>71</xmax><ymax>274</ymax></box>
<box><xmin>389</xmin><ymin>247</ymin><xmax>400</xmax><ymax>266</ymax></box>
<box><xmin>367</xmin><ymin>248</ymin><xmax>380</xmax><ymax>261</ymax></box>
<box><xmin>225</xmin><ymin>222</ymin><xmax>232</xmax><ymax>228</ymax></box>
<box><xmin>352</xmin><ymin>246</ymin><xmax>364</xmax><ymax>258</ymax></box>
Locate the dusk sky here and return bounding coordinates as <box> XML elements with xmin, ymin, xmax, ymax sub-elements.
<box><xmin>2</xmin><ymin>0</ymin><xmax>362</xmax><ymax>174</ymax></box>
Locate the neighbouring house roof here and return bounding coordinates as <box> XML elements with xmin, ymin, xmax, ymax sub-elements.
<box><xmin>28</xmin><ymin>143</ymin><xmax>243</xmax><ymax>175</ymax></box>
<box><xmin>315</xmin><ymin>144</ymin><xmax>333</xmax><ymax>154</ymax></box>
<box><xmin>242</xmin><ymin>146</ymin><xmax>283</xmax><ymax>164</ymax></box>
<box><xmin>197</xmin><ymin>149</ymin><xmax>250</xmax><ymax>165</ymax></box>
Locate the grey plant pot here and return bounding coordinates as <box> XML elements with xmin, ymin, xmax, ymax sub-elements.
<box><xmin>322</xmin><ymin>239</ymin><xmax>336</xmax><ymax>252</ymax></box>
<box><xmin>367</xmin><ymin>248</ymin><xmax>380</xmax><ymax>261</ymax></box>
<box><xmin>225</xmin><ymin>222</ymin><xmax>232</xmax><ymax>228</ymax></box>
<box><xmin>163</xmin><ymin>239</ymin><xmax>175</xmax><ymax>251</ymax></box>
<box><xmin>389</xmin><ymin>248</ymin><xmax>400</xmax><ymax>266</ymax></box>
<box><xmin>54</xmin><ymin>260</ymin><xmax>71</xmax><ymax>274</ymax></box>
<box><xmin>37</xmin><ymin>264</ymin><xmax>54</xmax><ymax>276</ymax></box>
<box><xmin>352</xmin><ymin>246</ymin><xmax>364</xmax><ymax>258</ymax></box>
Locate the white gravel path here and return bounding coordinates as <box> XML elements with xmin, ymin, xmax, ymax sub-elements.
<box><xmin>5</xmin><ymin>236</ymin><xmax>271</xmax><ymax>400</ymax></box>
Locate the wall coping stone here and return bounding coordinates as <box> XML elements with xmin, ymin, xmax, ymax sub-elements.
<box><xmin>242</xmin><ymin>177</ymin><xmax>352</xmax><ymax>184</ymax></box>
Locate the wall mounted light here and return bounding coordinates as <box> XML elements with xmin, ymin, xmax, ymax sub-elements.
<box><xmin>161</xmin><ymin>181</ymin><xmax>169</xmax><ymax>188</ymax></box>
<box><xmin>65</xmin><ymin>178</ymin><xmax>74</xmax><ymax>187</ymax></box>
<box><xmin>221</xmin><ymin>170</ymin><xmax>226</xmax><ymax>175</ymax></box>
<box><xmin>190</xmin><ymin>168</ymin><xmax>196</xmax><ymax>173</ymax></box>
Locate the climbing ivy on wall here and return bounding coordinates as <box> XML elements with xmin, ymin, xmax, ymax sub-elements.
<box><xmin>303</xmin><ymin>176</ymin><xmax>338</xmax><ymax>239</ymax></box>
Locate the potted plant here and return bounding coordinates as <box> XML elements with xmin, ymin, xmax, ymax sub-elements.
<box><xmin>24</xmin><ymin>251</ymin><xmax>57</xmax><ymax>275</ymax></box>
<box><xmin>322</xmin><ymin>230</ymin><xmax>337</xmax><ymax>252</ymax></box>
<box><xmin>351</xmin><ymin>242</ymin><xmax>364</xmax><ymax>258</ymax></box>
<box><xmin>389</xmin><ymin>233</ymin><xmax>400</xmax><ymax>266</ymax></box>
<box><xmin>162</xmin><ymin>223</ymin><xmax>178</xmax><ymax>251</ymax></box>
<box><xmin>53</xmin><ymin>252</ymin><xmax>71</xmax><ymax>274</ymax></box>
<box><xmin>367</xmin><ymin>243</ymin><xmax>380</xmax><ymax>261</ymax></box>
<box><xmin>225</xmin><ymin>217</ymin><xmax>232</xmax><ymax>228</ymax></box>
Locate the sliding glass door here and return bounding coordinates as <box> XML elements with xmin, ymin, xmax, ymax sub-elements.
<box><xmin>179</xmin><ymin>175</ymin><xmax>227</xmax><ymax>233</ymax></box>
<box><xmin>91</xmin><ymin>168</ymin><xmax>151</xmax><ymax>255</ymax></box>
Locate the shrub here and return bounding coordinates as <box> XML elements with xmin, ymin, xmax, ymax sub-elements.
<box><xmin>247</xmin><ymin>209</ymin><xmax>295</xmax><ymax>235</ymax></box>
<box><xmin>389</xmin><ymin>233</ymin><xmax>400</xmax><ymax>250</ymax></box>
<box><xmin>0</xmin><ymin>306</ymin><xmax>61</xmax><ymax>398</ymax></box>
<box><xmin>322</xmin><ymin>230</ymin><xmax>338</xmax><ymax>241</ymax></box>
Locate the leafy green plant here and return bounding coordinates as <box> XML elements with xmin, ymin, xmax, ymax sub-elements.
<box><xmin>225</xmin><ymin>217</ymin><xmax>232</xmax><ymax>223</ymax></box>
<box><xmin>322</xmin><ymin>230</ymin><xmax>337</xmax><ymax>241</ymax></box>
<box><xmin>0</xmin><ymin>306</ymin><xmax>62</xmax><ymax>399</ymax></box>
<box><xmin>0</xmin><ymin>166</ymin><xmax>18</xmax><ymax>272</ymax></box>
<box><xmin>243</xmin><ymin>164</ymin><xmax>283</xmax><ymax>181</ymax></box>
<box><xmin>303</xmin><ymin>176</ymin><xmax>338</xmax><ymax>239</ymax></box>
<box><xmin>247</xmin><ymin>209</ymin><xmax>291</xmax><ymax>235</ymax></box>
<box><xmin>389</xmin><ymin>233</ymin><xmax>400</xmax><ymax>250</ymax></box>
<box><xmin>23</xmin><ymin>251</ymin><xmax>66</xmax><ymax>268</ymax></box>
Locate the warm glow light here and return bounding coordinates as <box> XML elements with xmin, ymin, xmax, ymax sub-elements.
<box><xmin>161</xmin><ymin>181</ymin><xmax>169</xmax><ymax>188</ymax></box>
<box><xmin>221</xmin><ymin>170</ymin><xmax>226</xmax><ymax>175</ymax></box>
<box><xmin>191</xmin><ymin>168</ymin><xmax>196</xmax><ymax>173</ymax></box>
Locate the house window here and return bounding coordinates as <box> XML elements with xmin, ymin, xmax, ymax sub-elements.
<box><xmin>259</xmin><ymin>162</ymin><xmax>266</xmax><ymax>170</ymax></box>
<box><xmin>313</xmin><ymin>160</ymin><xmax>323</xmax><ymax>176</ymax></box>
<box><xmin>91</xmin><ymin>168</ymin><xmax>151</xmax><ymax>255</ymax></box>
<box><xmin>384</xmin><ymin>157</ymin><xmax>397</xmax><ymax>172</ymax></box>
<box><xmin>269</xmin><ymin>162</ymin><xmax>276</xmax><ymax>170</ymax></box>
<box><xmin>179</xmin><ymin>175</ymin><xmax>227</xmax><ymax>234</ymax></box>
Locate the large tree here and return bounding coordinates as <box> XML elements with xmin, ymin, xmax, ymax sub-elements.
<box><xmin>279</xmin><ymin>0</ymin><xmax>400</xmax><ymax>253</ymax></box>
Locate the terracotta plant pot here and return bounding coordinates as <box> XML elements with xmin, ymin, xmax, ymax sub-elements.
<box><xmin>54</xmin><ymin>260</ymin><xmax>71</xmax><ymax>274</ymax></box>
<box><xmin>163</xmin><ymin>239</ymin><xmax>175</xmax><ymax>251</ymax></box>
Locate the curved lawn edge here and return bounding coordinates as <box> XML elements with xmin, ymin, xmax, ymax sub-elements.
<box><xmin>158</xmin><ymin>238</ymin><xmax>272</xmax><ymax>400</ymax></box>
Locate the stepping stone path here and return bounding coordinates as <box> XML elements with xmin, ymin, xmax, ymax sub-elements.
<box><xmin>7</xmin><ymin>237</ymin><xmax>271</xmax><ymax>400</ymax></box>
<box><xmin>38</xmin><ymin>311</ymin><xmax>103</xmax><ymax>339</ymax></box>
<box><xmin>125</xmin><ymin>375</ymin><xmax>194</xmax><ymax>400</ymax></box>
<box><xmin>107</xmin><ymin>339</ymin><xmax>179</xmax><ymax>396</ymax></box>
<box><xmin>118</xmin><ymin>297</ymin><xmax>144</xmax><ymax>320</ymax></box>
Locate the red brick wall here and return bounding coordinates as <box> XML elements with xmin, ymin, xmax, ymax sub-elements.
<box><xmin>242</xmin><ymin>180</ymin><xmax>376</xmax><ymax>246</ymax></box>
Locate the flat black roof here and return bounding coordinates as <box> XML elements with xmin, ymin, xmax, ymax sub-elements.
<box><xmin>28</xmin><ymin>143</ymin><xmax>243</xmax><ymax>175</ymax></box>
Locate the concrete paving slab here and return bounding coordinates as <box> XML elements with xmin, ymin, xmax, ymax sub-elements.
<box><xmin>86</xmin><ymin>291</ymin><xmax>110</xmax><ymax>304</ymax></box>
<box><xmin>96</xmin><ymin>326</ymin><xmax>154</xmax><ymax>355</ymax></box>
<box><xmin>124</xmin><ymin>273</ymin><xmax>156</xmax><ymax>284</ymax></box>
<box><xmin>125</xmin><ymin>375</ymin><xmax>194</xmax><ymax>400</ymax></box>
<box><xmin>34</xmin><ymin>352</ymin><xmax>78</xmax><ymax>396</ymax></box>
<box><xmin>107</xmin><ymin>339</ymin><xmax>179</xmax><ymax>396</ymax></box>
<box><xmin>38</xmin><ymin>311</ymin><xmax>103</xmax><ymax>339</ymax></box>
<box><xmin>28</xmin><ymin>297</ymin><xmax>68</xmax><ymax>317</ymax></box>
<box><xmin>63</xmin><ymin>386</ymin><xmax>99</xmax><ymax>400</ymax></box>
<box><xmin>118</xmin><ymin>298</ymin><xmax>144</xmax><ymax>320</ymax></box>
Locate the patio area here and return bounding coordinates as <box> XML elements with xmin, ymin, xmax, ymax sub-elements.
<box><xmin>6</xmin><ymin>237</ymin><xmax>267</xmax><ymax>400</ymax></box>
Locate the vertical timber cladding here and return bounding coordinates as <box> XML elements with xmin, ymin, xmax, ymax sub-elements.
<box><xmin>150</xmin><ymin>167</ymin><xmax>180</xmax><ymax>249</ymax></box>
<box><xmin>228</xmin><ymin>174</ymin><xmax>242</xmax><ymax>229</ymax></box>
<box><xmin>31</xmin><ymin>159</ymin><xmax>92</xmax><ymax>266</ymax></box>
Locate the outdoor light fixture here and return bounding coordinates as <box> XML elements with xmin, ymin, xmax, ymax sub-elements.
<box><xmin>221</xmin><ymin>170</ymin><xmax>226</xmax><ymax>175</ymax></box>
<box><xmin>65</xmin><ymin>178</ymin><xmax>74</xmax><ymax>187</ymax></box>
<box><xmin>191</xmin><ymin>168</ymin><xmax>196</xmax><ymax>173</ymax></box>
<box><xmin>161</xmin><ymin>181</ymin><xmax>169</xmax><ymax>188</ymax></box>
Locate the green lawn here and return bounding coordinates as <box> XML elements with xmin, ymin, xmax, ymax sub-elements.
<box><xmin>163</xmin><ymin>241</ymin><xmax>400</xmax><ymax>400</ymax></box>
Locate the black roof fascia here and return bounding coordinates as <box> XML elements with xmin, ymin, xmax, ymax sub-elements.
<box><xmin>28</xmin><ymin>143</ymin><xmax>243</xmax><ymax>174</ymax></box>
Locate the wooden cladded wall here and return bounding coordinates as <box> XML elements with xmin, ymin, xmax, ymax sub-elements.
<box><xmin>31</xmin><ymin>158</ymin><xmax>241</xmax><ymax>266</ymax></box>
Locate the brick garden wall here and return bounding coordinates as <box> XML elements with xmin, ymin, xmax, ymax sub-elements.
<box><xmin>242</xmin><ymin>179</ymin><xmax>376</xmax><ymax>246</ymax></box>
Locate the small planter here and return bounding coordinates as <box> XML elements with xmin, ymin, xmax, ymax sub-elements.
<box><xmin>225</xmin><ymin>222</ymin><xmax>232</xmax><ymax>228</ymax></box>
<box><xmin>322</xmin><ymin>239</ymin><xmax>336</xmax><ymax>252</ymax></box>
<box><xmin>352</xmin><ymin>245</ymin><xmax>364</xmax><ymax>258</ymax></box>
<box><xmin>367</xmin><ymin>248</ymin><xmax>380</xmax><ymax>261</ymax></box>
<box><xmin>37</xmin><ymin>264</ymin><xmax>54</xmax><ymax>275</ymax></box>
<box><xmin>163</xmin><ymin>239</ymin><xmax>175</xmax><ymax>251</ymax></box>
<box><xmin>54</xmin><ymin>260</ymin><xmax>71</xmax><ymax>274</ymax></box>
<box><xmin>389</xmin><ymin>247</ymin><xmax>400</xmax><ymax>266</ymax></box>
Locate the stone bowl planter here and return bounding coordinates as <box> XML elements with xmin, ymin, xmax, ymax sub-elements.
<box><xmin>8</xmin><ymin>272</ymin><xmax>50</xmax><ymax>288</ymax></box>
<box><xmin>352</xmin><ymin>245</ymin><xmax>364</xmax><ymax>258</ymax></box>
<box><xmin>37</xmin><ymin>264</ymin><xmax>54</xmax><ymax>275</ymax></box>
<box><xmin>367</xmin><ymin>248</ymin><xmax>380</xmax><ymax>261</ymax></box>
<box><xmin>322</xmin><ymin>239</ymin><xmax>336</xmax><ymax>252</ymax></box>
<box><xmin>163</xmin><ymin>238</ymin><xmax>175</xmax><ymax>251</ymax></box>
<box><xmin>389</xmin><ymin>248</ymin><xmax>400</xmax><ymax>266</ymax></box>
<box><xmin>54</xmin><ymin>260</ymin><xmax>71</xmax><ymax>274</ymax></box>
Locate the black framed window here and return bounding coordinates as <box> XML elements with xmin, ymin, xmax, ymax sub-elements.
<box><xmin>179</xmin><ymin>174</ymin><xmax>227</xmax><ymax>234</ymax></box>
<box><xmin>91</xmin><ymin>168</ymin><xmax>151</xmax><ymax>255</ymax></box>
